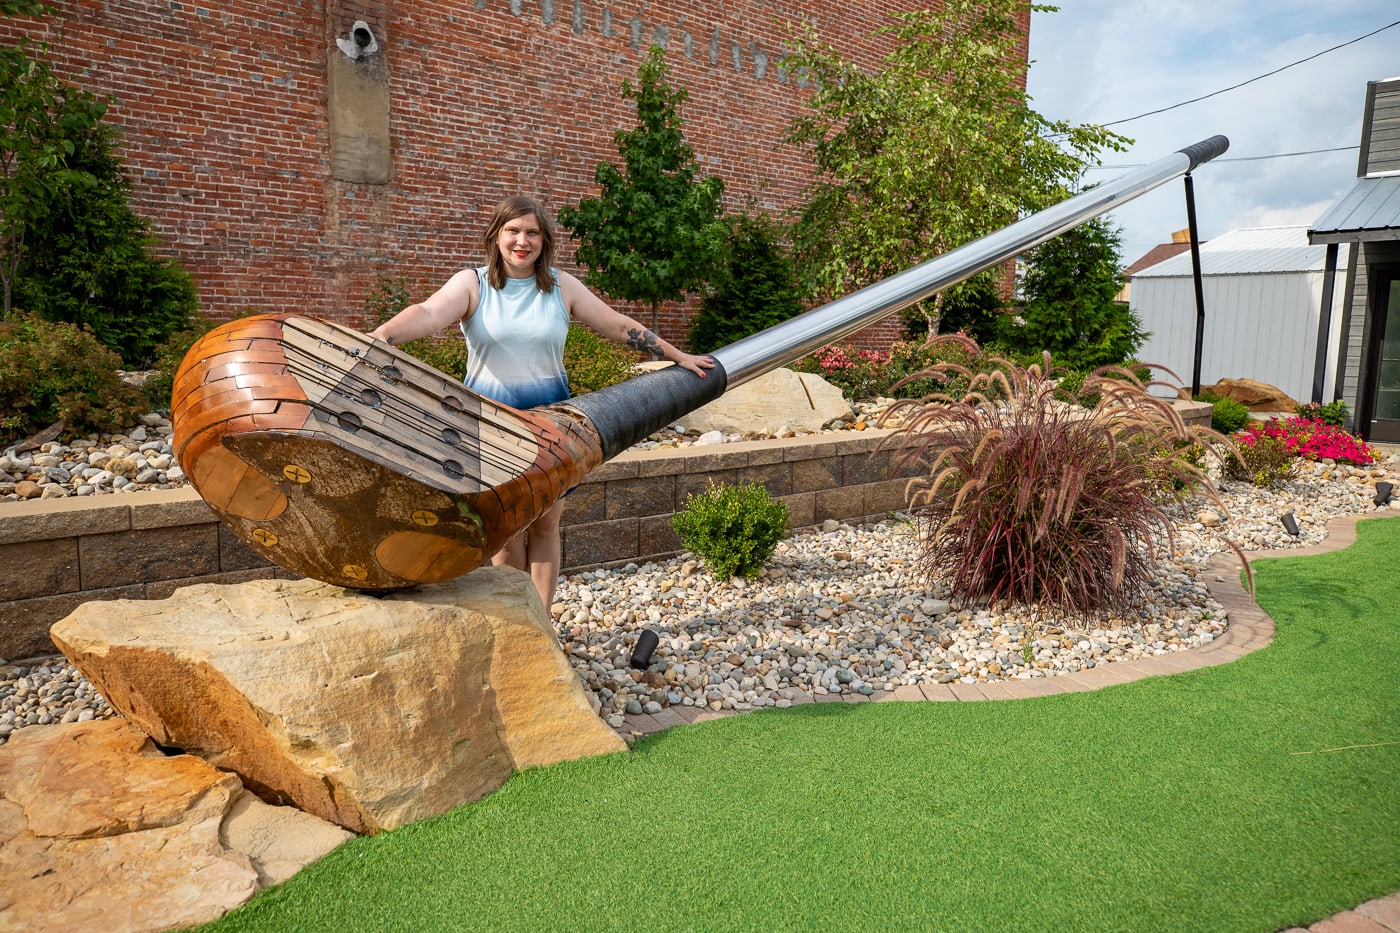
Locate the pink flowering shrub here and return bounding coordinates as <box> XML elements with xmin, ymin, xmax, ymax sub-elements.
<box><xmin>792</xmin><ymin>334</ymin><xmax>989</xmax><ymax>401</ymax></box>
<box><xmin>792</xmin><ymin>343</ymin><xmax>892</xmax><ymax>399</ymax></box>
<box><xmin>1225</xmin><ymin>432</ymin><xmax>1298</xmax><ymax>487</ymax></box>
<box><xmin>1235</xmin><ymin>417</ymin><xmax>1376</xmax><ymax>466</ymax></box>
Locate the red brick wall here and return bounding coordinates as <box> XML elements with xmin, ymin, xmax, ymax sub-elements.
<box><xmin>3</xmin><ymin>0</ymin><xmax>1028</xmax><ymax>352</ymax></box>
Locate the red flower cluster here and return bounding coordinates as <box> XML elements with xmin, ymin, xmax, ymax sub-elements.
<box><xmin>812</xmin><ymin>344</ymin><xmax>889</xmax><ymax>374</ymax></box>
<box><xmin>1235</xmin><ymin>416</ymin><xmax>1376</xmax><ymax>466</ymax></box>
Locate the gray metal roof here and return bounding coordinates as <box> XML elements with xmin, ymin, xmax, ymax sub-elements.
<box><xmin>1308</xmin><ymin>173</ymin><xmax>1400</xmax><ymax>244</ymax></box>
<box><xmin>1133</xmin><ymin>226</ymin><xmax>1345</xmax><ymax>278</ymax></box>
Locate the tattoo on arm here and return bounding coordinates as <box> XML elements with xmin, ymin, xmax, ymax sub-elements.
<box><xmin>625</xmin><ymin>327</ymin><xmax>665</xmax><ymax>360</ymax></box>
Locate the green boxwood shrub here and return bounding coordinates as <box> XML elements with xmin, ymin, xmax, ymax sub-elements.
<box><xmin>1196</xmin><ymin>393</ymin><xmax>1251</xmax><ymax>434</ymax></box>
<box><xmin>562</xmin><ymin>324</ymin><xmax>639</xmax><ymax>394</ymax></box>
<box><xmin>672</xmin><ymin>481</ymin><xmax>789</xmax><ymax>580</ymax></box>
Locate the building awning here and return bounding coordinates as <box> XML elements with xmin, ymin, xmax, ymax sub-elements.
<box><xmin>1308</xmin><ymin>173</ymin><xmax>1400</xmax><ymax>244</ymax></box>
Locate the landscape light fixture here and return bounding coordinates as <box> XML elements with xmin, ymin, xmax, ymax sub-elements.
<box><xmin>1280</xmin><ymin>512</ymin><xmax>1301</xmax><ymax>538</ymax></box>
<box><xmin>1375</xmin><ymin>482</ymin><xmax>1394</xmax><ymax>507</ymax></box>
<box><xmin>629</xmin><ymin>629</ymin><xmax>660</xmax><ymax>670</ymax></box>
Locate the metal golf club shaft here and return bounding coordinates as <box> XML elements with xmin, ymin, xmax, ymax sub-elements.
<box><xmin>174</xmin><ymin>136</ymin><xmax>1228</xmax><ymax>589</ymax></box>
<box><xmin>564</xmin><ymin>135</ymin><xmax>1230</xmax><ymax>459</ymax></box>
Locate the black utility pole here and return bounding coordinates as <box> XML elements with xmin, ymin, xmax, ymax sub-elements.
<box><xmin>1184</xmin><ymin>172</ymin><xmax>1207</xmax><ymax>398</ymax></box>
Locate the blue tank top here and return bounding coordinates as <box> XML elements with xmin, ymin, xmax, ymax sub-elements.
<box><xmin>460</xmin><ymin>267</ymin><xmax>570</xmax><ymax>409</ymax></box>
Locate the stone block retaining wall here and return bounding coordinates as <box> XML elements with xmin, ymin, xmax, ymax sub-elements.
<box><xmin>0</xmin><ymin>430</ymin><xmax>921</xmax><ymax>660</ymax></box>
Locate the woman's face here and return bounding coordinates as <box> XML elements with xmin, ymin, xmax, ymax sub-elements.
<box><xmin>496</xmin><ymin>212</ymin><xmax>544</xmax><ymax>278</ymax></box>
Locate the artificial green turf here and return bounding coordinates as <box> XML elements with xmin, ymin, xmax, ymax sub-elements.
<box><xmin>205</xmin><ymin>517</ymin><xmax>1400</xmax><ymax>933</ymax></box>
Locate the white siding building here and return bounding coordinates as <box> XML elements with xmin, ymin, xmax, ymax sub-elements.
<box><xmin>1129</xmin><ymin>226</ymin><xmax>1350</xmax><ymax>403</ymax></box>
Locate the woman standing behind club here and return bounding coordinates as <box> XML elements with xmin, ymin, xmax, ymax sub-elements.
<box><xmin>370</xmin><ymin>194</ymin><xmax>714</xmax><ymax>610</ymax></box>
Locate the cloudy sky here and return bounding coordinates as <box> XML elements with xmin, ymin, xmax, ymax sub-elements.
<box><xmin>1025</xmin><ymin>1</ymin><xmax>1400</xmax><ymax>267</ymax></box>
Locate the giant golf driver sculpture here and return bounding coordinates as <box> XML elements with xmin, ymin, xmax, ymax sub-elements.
<box><xmin>172</xmin><ymin>137</ymin><xmax>1229</xmax><ymax>591</ymax></box>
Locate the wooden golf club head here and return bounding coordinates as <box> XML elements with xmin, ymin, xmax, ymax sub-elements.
<box><xmin>171</xmin><ymin>314</ymin><xmax>608</xmax><ymax>590</ymax></box>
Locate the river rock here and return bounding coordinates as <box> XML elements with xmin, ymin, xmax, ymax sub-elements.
<box><xmin>49</xmin><ymin>568</ymin><xmax>624</xmax><ymax>835</ymax></box>
<box><xmin>682</xmin><ymin>367</ymin><xmax>854</xmax><ymax>435</ymax></box>
<box><xmin>0</xmin><ymin>718</ymin><xmax>347</xmax><ymax>932</ymax></box>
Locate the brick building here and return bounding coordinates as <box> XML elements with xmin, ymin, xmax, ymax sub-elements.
<box><xmin>2</xmin><ymin>0</ymin><xmax>1029</xmax><ymax>349</ymax></box>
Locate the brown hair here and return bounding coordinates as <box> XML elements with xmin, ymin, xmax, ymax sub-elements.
<box><xmin>481</xmin><ymin>195</ymin><xmax>558</xmax><ymax>292</ymax></box>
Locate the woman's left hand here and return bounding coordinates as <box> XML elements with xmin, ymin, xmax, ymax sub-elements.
<box><xmin>673</xmin><ymin>352</ymin><xmax>717</xmax><ymax>378</ymax></box>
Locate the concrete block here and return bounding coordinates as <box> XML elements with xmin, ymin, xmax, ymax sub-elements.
<box><xmin>865</xmin><ymin>479</ymin><xmax>910</xmax><ymax>515</ymax></box>
<box><xmin>0</xmin><ymin>585</ymin><xmax>145</xmax><ymax>661</ymax></box>
<box><xmin>743</xmin><ymin>442</ymin><xmax>787</xmax><ymax>466</ymax></box>
<box><xmin>791</xmin><ymin>456</ymin><xmax>841</xmax><ymax>493</ymax></box>
<box><xmin>78</xmin><ymin>525</ymin><xmax>220</xmax><ymax>590</ymax></box>
<box><xmin>737</xmin><ymin>462</ymin><xmax>792</xmax><ymax>497</ymax></box>
<box><xmin>128</xmin><ymin>488</ymin><xmax>213</xmax><ymax>529</ymax></box>
<box><xmin>560</xmin><ymin>481</ymin><xmax>605</xmax><ymax>525</ymax></box>
<box><xmin>585</xmin><ymin>458</ymin><xmax>640</xmax><ymax>482</ymax></box>
<box><xmin>779</xmin><ymin>492</ymin><xmax>815</xmax><ymax>529</ymax></box>
<box><xmin>0</xmin><ymin>538</ymin><xmax>79</xmax><ymax>601</ymax></box>
<box><xmin>636</xmin><ymin>514</ymin><xmax>682</xmax><ymax>562</ymax></box>
<box><xmin>815</xmin><ymin>486</ymin><xmax>865</xmax><ymax>524</ymax></box>
<box><xmin>562</xmin><ymin>518</ymin><xmax>638</xmax><ymax>570</ymax></box>
<box><xmin>677</xmin><ymin>469</ymin><xmax>739</xmax><ymax>501</ymax></box>
<box><xmin>843</xmin><ymin>448</ymin><xmax>890</xmax><ymax>486</ymax></box>
<box><xmin>0</xmin><ymin>495</ymin><xmax>130</xmax><ymax>544</ymax></box>
<box><xmin>605</xmin><ymin>475</ymin><xmax>676</xmax><ymax>521</ymax></box>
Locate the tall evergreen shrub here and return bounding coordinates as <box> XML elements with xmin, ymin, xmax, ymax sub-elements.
<box><xmin>1002</xmin><ymin>218</ymin><xmax>1145</xmax><ymax>371</ymax></box>
<box><xmin>0</xmin><ymin>0</ymin><xmax>196</xmax><ymax>366</ymax></box>
<box><xmin>688</xmin><ymin>214</ymin><xmax>805</xmax><ymax>354</ymax></box>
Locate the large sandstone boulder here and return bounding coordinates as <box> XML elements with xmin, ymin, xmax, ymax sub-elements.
<box><xmin>1203</xmin><ymin>377</ymin><xmax>1297</xmax><ymax>413</ymax></box>
<box><xmin>678</xmin><ymin>367</ymin><xmax>854</xmax><ymax>435</ymax></box>
<box><xmin>50</xmin><ymin>568</ymin><xmax>624</xmax><ymax>835</ymax></box>
<box><xmin>0</xmin><ymin>718</ymin><xmax>350</xmax><ymax>932</ymax></box>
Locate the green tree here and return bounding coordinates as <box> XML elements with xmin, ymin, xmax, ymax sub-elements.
<box><xmin>0</xmin><ymin>0</ymin><xmax>103</xmax><ymax>317</ymax></box>
<box><xmin>688</xmin><ymin>212</ymin><xmax>806</xmax><ymax>354</ymax></box>
<box><xmin>1004</xmin><ymin>216</ymin><xmax>1146</xmax><ymax>370</ymax></box>
<box><xmin>905</xmin><ymin>268</ymin><xmax>1005</xmax><ymax>344</ymax></box>
<box><xmin>0</xmin><ymin>0</ymin><xmax>196</xmax><ymax>365</ymax></box>
<box><xmin>782</xmin><ymin>0</ymin><xmax>1128</xmax><ymax>332</ymax></box>
<box><xmin>559</xmin><ymin>45</ymin><xmax>725</xmax><ymax>333</ymax></box>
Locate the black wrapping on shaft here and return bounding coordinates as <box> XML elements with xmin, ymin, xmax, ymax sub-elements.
<box><xmin>561</xmin><ymin>362</ymin><xmax>729</xmax><ymax>461</ymax></box>
<box><xmin>1177</xmin><ymin>135</ymin><xmax>1230</xmax><ymax>171</ymax></box>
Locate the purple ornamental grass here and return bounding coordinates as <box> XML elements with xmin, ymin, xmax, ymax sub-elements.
<box><xmin>884</xmin><ymin>337</ymin><xmax>1239</xmax><ymax>617</ymax></box>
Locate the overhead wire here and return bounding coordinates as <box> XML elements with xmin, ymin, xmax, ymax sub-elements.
<box><xmin>1084</xmin><ymin>145</ymin><xmax>1361</xmax><ymax>171</ymax></box>
<box><xmin>1042</xmin><ymin>16</ymin><xmax>1400</xmax><ymax>163</ymax></box>
<box><xmin>1089</xmin><ymin>19</ymin><xmax>1399</xmax><ymax>129</ymax></box>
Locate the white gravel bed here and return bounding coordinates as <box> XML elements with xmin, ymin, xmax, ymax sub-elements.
<box><xmin>554</xmin><ymin>454</ymin><xmax>1398</xmax><ymax>728</ymax></box>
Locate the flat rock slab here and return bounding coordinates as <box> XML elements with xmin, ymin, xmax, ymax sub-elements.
<box><xmin>0</xmin><ymin>718</ymin><xmax>351</xmax><ymax>932</ymax></box>
<box><xmin>50</xmin><ymin>568</ymin><xmax>625</xmax><ymax>835</ymax></box>
<box><xmin>681</xmin><ymin>368</ymin><xmax>853</xmax><ymax>435</ymax></box>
